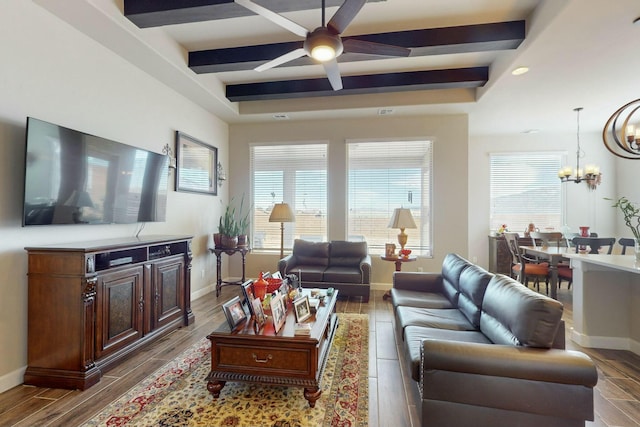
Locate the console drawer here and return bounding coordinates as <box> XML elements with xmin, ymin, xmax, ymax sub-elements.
<box><xmin>214</xmin><ymin>343</ymin><xmax>314</xmax><ymax>375</ymax></box>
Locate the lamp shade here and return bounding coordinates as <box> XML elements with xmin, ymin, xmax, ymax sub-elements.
<box><xmin>388</xmin><ymin>208</ymin><xmax>416</xmax><ymax>229</ymax></box>
<box><xmin>269</xmin><ymin>203</ymin><xmax>295</xmax><ymax>223</ymax></box>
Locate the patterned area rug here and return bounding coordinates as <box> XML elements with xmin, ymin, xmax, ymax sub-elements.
<box><xmin>83</xmin><ymin>313</ymin><xmax>368</xmax><ymax>427</ymax></box>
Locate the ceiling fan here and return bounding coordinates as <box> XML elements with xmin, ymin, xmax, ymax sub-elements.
<box><xmin>234</xmin><ymin>0</ymin><xmax>411</xmax><ymax>91</ymax></box>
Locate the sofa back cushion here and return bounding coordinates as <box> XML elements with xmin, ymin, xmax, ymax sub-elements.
<box><xmin>456</xmin><ymin>264</ymin><xmax>493</xmax><ymax>328</ymax></box>
<box><xmin>329</xmin><ymin>241</ymin><xmax>368</xmax><ymax>267</ymax></box>
<box><xmin>292</xmin><ymin>239</ymin><xmax>330</xmax><ymax>266</ymax></box>
<box><xmin>440</xmin><ymin>253</ymin><xmax>472</xmax><ymax>305</ymax></box>
<box><xmin>480</xmin><ymin>275</ymin><xmax>563</xmax><ymax>348</ymax></box>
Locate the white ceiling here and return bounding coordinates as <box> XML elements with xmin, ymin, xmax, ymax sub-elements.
<box><xmin>34</xmin><ymin>0</ymin><xmax>640</xmax><ymax>136</ymax></box>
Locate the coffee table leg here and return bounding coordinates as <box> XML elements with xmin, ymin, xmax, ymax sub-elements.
<box><xmin>303</xmin><ymin>387</ymin><xmax>322</xmax><ymax>408</ymax></box>
<box><xmin>207</xmin><ymin>380</ymin><xmax>226</xmax><ymax>398</ymax></box>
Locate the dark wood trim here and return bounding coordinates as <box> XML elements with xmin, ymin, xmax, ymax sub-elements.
<box><xmin>225</xmin><ymin>67</ymin><xmax>488</xmax><ymax>102</ymax></box>
<box><xmin>189</xmin><ymin>22</ymin><xmax>525</xmax><ymax>73</ymax></box>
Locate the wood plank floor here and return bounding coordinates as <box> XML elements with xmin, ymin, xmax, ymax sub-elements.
<box><xmin>0</xmin><ymin>285</ymin><xmax>638</xmax><ymax>426</ymax></box>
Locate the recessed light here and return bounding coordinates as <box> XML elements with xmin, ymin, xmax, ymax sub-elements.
<box><xmin>273</xmin><ymin>113</ymin><xmax>289</xmax><ymax>120</ymax></box>
<box><xmin>511</xmin><ymin>66</ymin><xmax>529</xmax><ymax>76</ymax></box>
<box><xmin>522</xmin><ymin>129</ymin><xmax>540</xmax><ymax>134</ymax></box>
<box><xmin>378</xmin><ymin>108</ymin><xmax>395</xmax><ymax>115</ymax></box>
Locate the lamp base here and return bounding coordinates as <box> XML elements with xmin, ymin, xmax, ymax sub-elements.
<box><xmin>397</xmin><ymin>228</ymin><xmax>408</xmax><ymax>251</ymax></box>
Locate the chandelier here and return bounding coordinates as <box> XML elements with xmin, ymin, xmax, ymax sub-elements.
<box><xmin>602</xmin><ymin>98</ymin><xmax>640</xmax><ymax>159</ymax></box>
<box><xmin>558</xmin><ymin>107</ymin><xmax>602</xmax><ymax>190</ymax></box>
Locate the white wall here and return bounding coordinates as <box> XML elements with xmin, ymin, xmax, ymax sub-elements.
<box><xmin>469</xmin><ymin>130</ymin><xmax>617</xmax><ymax>269</ymax></box>
<box><xmin>0</xmin><ymin>1</ymin><xmax>228</xmax><ymax>392</ymax></box>
<box><xmin>228</xmin><ymin>115</ymin><xmax>470</xmax><ymax>285</ymax></box>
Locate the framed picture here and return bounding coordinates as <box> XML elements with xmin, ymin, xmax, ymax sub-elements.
<box><xmin>252</xmin><ymin>297</ymin><xmax>266</xmax><ymax>333</ymax></box>
<box><xmin>222</xmin><ymin>296</ymin><xmax>247</xmax><ymax>331</ymax></box>
<box><xmin>293</xmin><ymin>295</ymin><xmax>311</xmax><ymax>323</ymax></box>
<box><xmin>272</xmin><ymin>271</ymin><xmax>282</xmax><ymax>279</ymax></box>
<box><xmin>270</xmin><ymin>293</ymin><xmax>286</xmax><ymax>334</ymax></box>
<box><xmin>241</xmin><ymin>280</ymin><xmax>255</xmax><ymax>315</ymax></box>
<box><xmin>175</xmin><ymin>131</ymin><xmax>218</xmax><ymax>195</ymax></box>
<box><xmin>385</xmin><ymin>243</ymin><xmax>397</xmax><ymax>258</ymax></box>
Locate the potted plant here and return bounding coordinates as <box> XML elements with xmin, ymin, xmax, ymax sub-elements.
<box><xmin>217</xmin><ymin>202</ymin><xmax>240</xmax><ymax>249</ymax></box>
<box><xmin>610</xmin><ymin>196</ymin><xmax>640</xmax><ymax>260</ymax></box>
<box><xmin>236</xmin><ymin>195</ymin><xmax>251</xmax><ymax>248</ymax></box>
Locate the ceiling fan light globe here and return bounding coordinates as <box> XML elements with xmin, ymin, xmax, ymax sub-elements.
<box><xmin>305</xmin><ymin>27</ymin><xmax>344</xmax><ymax>62</ymax></box>
<box><xmin>311</xmin><ymin>45</ymin><xmax>335</xmax><ymax>62</ymax></box>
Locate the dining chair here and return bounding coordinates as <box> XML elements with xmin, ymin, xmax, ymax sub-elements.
<box><xmin>530</xmin><ymin>231</ymin><xmax>567</xmax><ymax>247</ymax></box>
<box><xmin>571</xmin><ymin>237</ymin><xmax>615</xmax><ymax>255</ymax></box>
<box><xmin>503</xmin><ymin>232</ymin><xmax>550</xmax><ymax>294</ymax></box>
<box><xmin>618</xmin><ymin>237</ymin><xmax>636</xmax><ymax>255</ymax></box>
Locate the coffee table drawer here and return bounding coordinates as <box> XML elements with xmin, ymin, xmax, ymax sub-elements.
<box><xmin>215</xmin><ymin>344</ymin><xmax>313</xmax><ymax>374</ymax></box>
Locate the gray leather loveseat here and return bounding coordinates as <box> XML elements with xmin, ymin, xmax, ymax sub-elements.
<box><xmin>278</xmin><ymin>239</ymin><xmax>371</xmax><ymax>301</ymax></box>
<box><xmin>391</xmin><ymin>253</ymin><xmax>598</xmax><ymax>427</ymax></box>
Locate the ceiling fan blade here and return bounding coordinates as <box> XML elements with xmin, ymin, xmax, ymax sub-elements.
<box><xmin>343</xmin><ymin>39</ymin><xmax>411</xmax><ymax>57</ymax></box>
<box><xmin>235</xmin><ymin>0</ymin><xmax>308</xmax><ymax>38</ymax></box>
<box><xmin>327</xmin><ymin>0</ymin><xmax>366</xmax><ymax>34</ymax></box>
<box><xmin>255</xmin><ymin>48</ymin><xmax>307</xmax><ymax>72</ymax></box>
<box><xmin>323</xmin><ymin>59</ymin><xmax>343</xmax><ymax>91</ymax></box>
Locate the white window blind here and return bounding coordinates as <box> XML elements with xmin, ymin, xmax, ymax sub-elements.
<box><xmin>490</xmin><ymin>152</ymin><xmax>563</xmax><ymax>234</ymax></box>
<box><xmin>347</xmin><ymin>140</ymin><xmax>432</xmax><ymax>256</ymax></box>
<box><xmin>250</xmin><ymin>143</ymin><xmax>327</xmax><ymax>251</ymax></box>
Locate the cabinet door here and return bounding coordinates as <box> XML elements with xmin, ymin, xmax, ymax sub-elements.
<box><xmin>152</xmin><ymin>256</ymin><xmax>185</xmax><ymax>330</ymax></box>
<box><xmin>95</xmin><ymin>265</ymin><xmax>144</xmax><ymax>360</ymax></box>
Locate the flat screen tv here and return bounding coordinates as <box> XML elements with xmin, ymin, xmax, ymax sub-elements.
<box><xmin>23</xmin><ymin>117</ymin><xmax>169</xmax><ymax>226</ymax></box>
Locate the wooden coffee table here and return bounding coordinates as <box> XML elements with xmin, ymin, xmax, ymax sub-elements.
<box><xmin>206</xmin><ymin>290</ymin><xmax>338</xmax><ymax>407</ymax></box>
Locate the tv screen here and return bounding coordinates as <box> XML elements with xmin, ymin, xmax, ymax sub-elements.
<box><xmin>23</xmin><ymin>117</ymin><xmax>169</xmax><ymax>226</ymax></box>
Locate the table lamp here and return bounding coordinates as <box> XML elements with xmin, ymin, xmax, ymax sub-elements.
<box><xmin>388</xmin><ymin>208</ymin><xmax>417</xmax><ymax>251</ymax></box>
<box><xmin>269</xmin><ymin>202</ymin><xmax>296</xmax><ymax>258</ymax></box>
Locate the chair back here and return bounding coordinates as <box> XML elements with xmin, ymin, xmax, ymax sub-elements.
<box><xmin>503</xmin><ymin>232</ymin><xmax>522</xmax><ymax>265</ymax></box>
<box><xmin>618</xmin><ymin>237</ymin><xmax>636</xmax><ymax>255</ymax></box>
<box><xmin>530</xmin><ymin>231</ymin><xmax>566</xmax><ymax>248</ymax></box>
<box><xmin>572</xmin><ymin>237</ymin><xmax>615</xmax><ymax>254</ymax></box>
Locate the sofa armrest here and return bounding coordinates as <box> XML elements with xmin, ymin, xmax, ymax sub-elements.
<box><xmin>421</xmin><ymin>339</ymin><xmax>597</xmax><ymax>387</ymax></box>
<box><xmin>278</xmin><ymin>254</ymin><xmax>295</xmax><ymax>276</ymax></box>
<box><xmin>359</xmin><ymin>255</ymin><xmax>371</xmax><ymax>284</ymax></box>
<box><xmin>393</xmin><ymin>271</ymin><xmax>443</xmax><ymax>293</ymax></box>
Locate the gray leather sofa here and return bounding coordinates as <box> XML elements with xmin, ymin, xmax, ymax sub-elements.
<box><xmin>278</xmin><ymin>239</ymin><xmax>371</xmax><ymax>301</ymax></box>
<box><xmin>391</xmin><ymin>253</ymin><xmax>598</xmax><ymax>427</ymax></box>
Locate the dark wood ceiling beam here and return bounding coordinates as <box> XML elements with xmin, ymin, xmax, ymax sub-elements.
<box><xmin>189</xmin><ymin>21</ymin><xmax>524</xmax><ymax>73</ymax></box>
<box><xmin>225</xmin><ymin>67</ymin><xmax>489</xmax><ymax>102</ymax></box>
<box><xmin>124</xmin><ymin>0</ymin><xmax>384</xmax><ymax>28</ymax></box>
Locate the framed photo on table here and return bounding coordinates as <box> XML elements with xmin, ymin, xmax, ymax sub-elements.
<box><xmin>252</xmin><ymin>298</ymin><xmax>266</xmax><ymax>333</ymax></box>
<box><xmin>293</xmin><ymin>295</ymin><xmax>311</xmax><ymax>323</ymax></box>
<box><xmin>270</xmin><ymin>293</ymin><xmax>286</xmax><ymax>334</ymax></box>
<box><xmin>241</xmin><ymin>280</ymin><xmax>255</xmax><ymax>315</ymax></box>
<box><xmin>222</xmin><ymin>296</ymin><xmax>247</xmax><ymax>331</ymax></box>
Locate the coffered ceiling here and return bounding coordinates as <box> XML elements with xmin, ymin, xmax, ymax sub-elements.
<box><xmin>33</xmin><ymin>0</ymin><xmax>640</xmax><ymax>136</ymax></box>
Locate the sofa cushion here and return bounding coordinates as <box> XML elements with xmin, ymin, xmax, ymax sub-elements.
<box><xmin>480</xmin><ymin>274</ymin><xmax>563</xmax><ymax>348</ymax></box>
<box><xmin>292</xmin><ymin>240</ymin><xmax>329</xmax><ymax>266</ymax></box>
<box><xmin>287</xmin><ymin>264</ymin><xmax>326</xmax><ymax>282</ymax></box>
<box><xmin>390</xmin><ymin>288</ymin><xmax>455</xmax><ymax>310</ymax></box>
<box><xmin>323</xmin><ymin>266</ymin><xmax>363</xmax><ymax>284</ymax></box>
<box><xmin>329</xmin><ymin>240</ymin><xmax>368</xmax><ymax>267</ymax></box>
<box><xmin>396</xmin><ymin>306</ymin><xmax>476</xmax><ymax>337</ymax></box>
<box><xmin>404</xmin><ymin>325</ymin><xmax>491</xmax><ymax>381</ymax></box>
<box><xmin>440</xmin><ymin>253</ymin><xmax>472</xmax><ymax>305</ymax></box>
<box><xmin>456</xmin><ymin>264</ymin><xmax>493</xmax><ymax>328</ymax></box>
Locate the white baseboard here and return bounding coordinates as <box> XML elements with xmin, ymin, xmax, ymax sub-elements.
<box><xmin>191</xmin><ymin>283</ymin><xmax>215</xmax><ymax>301</ymax></box>
<box><xmin>0</xmin><ymin>366</ymin><xmax>26</xmax><ymax>394</ymax></box>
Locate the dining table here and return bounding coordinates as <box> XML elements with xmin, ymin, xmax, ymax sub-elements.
<box><xmin>519</xmin><ymin>245</ymin><xmax>572</xmax><ymax>300</ymax></box>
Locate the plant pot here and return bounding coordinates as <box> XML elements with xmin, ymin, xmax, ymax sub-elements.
<box><xmin>237</xmin><ymin>234</ymin><xmax>248</xmax><ymax>248</ymax></box>
<box><xmin>635</xmin><ymin>238</ymin><xmax>640</xmax><ymax>263</ymax></box>
<box><xmin>220</xmin><ymin>234</ymin><xmax>238</xmax><ymax>249</ymax></box>
<box><xmin>213</xmin><ymin>233</ymin><xmax>222</xmax><ymax>248</ymax></box>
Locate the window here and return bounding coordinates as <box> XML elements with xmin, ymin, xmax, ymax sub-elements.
<box><xmin>250</xmin><ymin>143</ymin><xmax>327</xmax><ymax>251</ymax></box>
<box><xmin>489</xmin><ymin>152</ymin><xmax>563</xmax><ymax>234</ymax></box>
<box><xmin>347</xmin><ymin>140</ymin><xmax>432</xmax><ymax>256</ymax></box>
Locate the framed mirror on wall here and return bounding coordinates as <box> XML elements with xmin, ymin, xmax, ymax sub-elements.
<box><xmin>175</xmin><ymin>131</ymin><xmax>218</xmax><ymax>195</ymax></box>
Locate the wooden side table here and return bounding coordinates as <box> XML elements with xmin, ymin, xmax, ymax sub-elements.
<box><xmin>381</xmin><ymin>255</ymin><xmax>417</xmax><ymax>300</ymax></box>
<box><xmin>209</xmin><ymin>247</ymin><xmax>251</xmax><ymax>297</ymax></box>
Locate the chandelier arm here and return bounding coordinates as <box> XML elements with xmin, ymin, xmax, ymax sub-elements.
<box><xmin>603</xmin><ymin>99</ymin><xmax>640</xmax><ymax>158</ymax></box>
